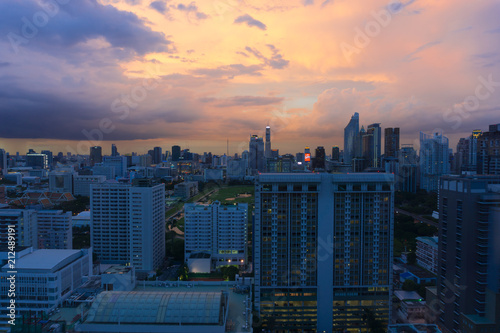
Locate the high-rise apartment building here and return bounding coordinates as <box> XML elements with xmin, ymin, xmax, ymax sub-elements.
<box><xmin>102</xmin><ymin>156</ymin><xmax>128</xmax><ymax>178</ymax></box>
<box><xmin>385</xmin><ymin>127</ymin><xmax>400</xmax><ymax>158</ymax></box>
<box><xmin>438</xmin><ymin>175</ymin><xmax>500</xmax><ymax>332</ymax></box>
<box><xmin>419</xmin><ymin>131</ymin><xmax>450</xmax><ymax>191</ymax></box>
<box><xmin>477</xmin><ymin>124</ymin><xmax>500</xmax><ymax>175</ymax></box>
<box><xmin>111</xmin><ymin>144</ymin><xmax>119</xmax><ymax>157</ymax></box>
<box><xmin>73</xmin><ymin>175</ymin><xmax>106</xmax><ymax>197</ymax></box>
<box><xmin>184</xmin><ymin>201</ymin><xmax>247</xmax><ymax>269</ymax></box>
<box><xmin>90</xmin><ymin>146</ymin><xmax>102</xmax><ymax>166</ymax></box>
<box><xmin>26</xmin><ymin>153</ymin><xmax>48</xmax><ymax>169</ymax></box>
<box><xmin>37</xmin><ymin>210</ymin><xmax>72</xmax><ymax>249</ymax></box>
<box><xmin>91</xmin><ymin>180</ymin><xmax>165</xmax><ymax>271</ymax></box>
<box><xmin>254</xmin><ymin>173</ymin><xmax>394</xmax><ymax>332</ymax></box>
<box><xmin>0</xmin><ymin>209</ymin><xmax>38</xmax><ymax>249</ymax></box>
<box><xmin>344</xmin><ymin>112</ymin><xmax>360</xmax><ymax>166</ymax></box>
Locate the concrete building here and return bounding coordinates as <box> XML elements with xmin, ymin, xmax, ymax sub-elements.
<box><xmin>49</xmin><ymin>171</ymin><xmax>74</xmax><ymax>193</ymax></box>
<box><xmin>73</xmin><ymin>175</ymin><xmax>106</xmax><ymax>197</ymax></box>
<box><xmin>385</xmin><ymin>127</ymin><xmax>400</xmax><ymax>158</ymax></box>
<box><xmin>92</xmin><ymin>165</ymin><xmax>116</xmax><ymax>180</ymax></box>
<box><xmin>91</xmin><ymin>180</ymin><xmax>165</xmax><ymax>272</ymax></box>
<box><xmin>184</xmin><ymin>201</ymin><xmax>247</xmax><ymax>271</ymax></box>
<box><xmin>204</xmin><ymin>168</ymin><xmax>224</xmax><ymax>182</ymax></box>
<box><xmin>398</xmin><ymin>145</ymin><xmax>418</xmax><ymax>193</ymax></box>
<box><xmin>73</xmin><ymin>211</ymin><xmax>91</xmax><ymax>227</ymax></box>
<box><xmin>438</xmin><ymin>175</ymin><xmax>500</xmax><ymax>332</ymax></box>
<box><xmin>0</xmin><ymin>209</ymin><xmax>38</xmax><ymax>249</ymax></box>
<box><xmin>90</xmin><ymin>146</ymin><xmax>102</xmax><ymax>166</ymax></box>
<box><xmin>174</xmin><ymin>181</ymin><xmax>198</xmax><ymax>199</ymax></box>
<box><xmin>419</xmin><ymin>131</ymin><xmax>450</xmax><ymax>192</ymax></box>
<box><xmin>37</xmin><ymin>210</ymin><xmax>73</xmax><ymax>250</ymax></box>
<box><xmin>254</xmin><ymin>173</ymin><xmax>394</xmax><ymax>332</ymax></box>
<box><xmin>0</xmin><ymin>248</ymin><xmax>92</xmax><ymax>323</ymax></box>
<box><xmin>477</xmin><ymin>123</ymin><xmax>500</xmax><ymax>175</ymax></box>
<box><xmin>227</xmin><ymin>159</ymin><xmax>246</xmax><ymax>180</ymax></box>
<box><xmin>25</xmin><ymin>153</ymin><xmax>48</xmax><ymax>169</ymax></box>
<box><xmin>102</xmin><ymin>156</ymin><xmax>128</xmax><ymax>178</ymax></box>
<box><xmin>0</xmin><ymin>149</ymin><xmax>7</xmax><ymax>176</ymax></box>
<box><xmin>416</xmin><ymin>236</ymin><xmax>438</xmax><ymax>275</ymax></box>
<box><xmin>265</xmin><ymin>126</ymin><xmax>272</xmax><ymax>158</ymax></box>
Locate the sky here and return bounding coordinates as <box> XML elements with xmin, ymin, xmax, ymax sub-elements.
<box><xmin>0</xmin><ymin>0</ymin><xmax>499</xmax><ymax>155</ymax></box>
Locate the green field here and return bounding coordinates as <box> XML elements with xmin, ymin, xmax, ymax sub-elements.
<box><xmin>207</xmin><ymin>185</ymin><xmax>254</xmax><ymax>204</ymax></box>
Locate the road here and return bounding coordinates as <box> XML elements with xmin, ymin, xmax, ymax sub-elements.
<box><xmin>395</xmin><ymin>208</ymin><xmax>438</xmax><ymax>228</ymax></box>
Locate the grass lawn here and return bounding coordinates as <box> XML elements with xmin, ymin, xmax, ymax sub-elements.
<box><xmin>208</xmin><ymin>185</ymin><xmax>254</xmax><ymax>204</ymax></box>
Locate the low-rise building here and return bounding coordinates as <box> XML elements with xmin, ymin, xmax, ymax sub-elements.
<box><xmin>416</xmin><ymin>236</ymin><xmax>438</xmax><ymax>274</ymax></box>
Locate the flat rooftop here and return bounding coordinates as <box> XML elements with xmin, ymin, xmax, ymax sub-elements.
<box><xmin>1</xmin><ymin>249</ymin><xmax>83</xmax><ymax>272</ymax></box>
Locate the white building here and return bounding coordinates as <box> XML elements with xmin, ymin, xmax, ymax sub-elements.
<box><xmin>419</xmin><ymin>131</ymin><xmax>450</xmax><ymax>192</ymax></box>
<box><xmin>0</xmin><ymin>209</ymin><xmax>38</xmax><ymax>249</ymax></box>
<box><xmin>92</xmin><ymin>165</ymin><xmax>115</xmax><ymax>180</ymax></box>
<box><xmin>0</xmin><ymin>248</ymin><xmax>92</xmax><ymax>323</ymax></box>
<box><xmin>102</xmin><ymin>156</ymin><xmax>128</xmax><ymax>178</ymax></box>
<box><xmin>174</xmin><ymin>181</ymin><xmax>198</xmax><ymax>199</ymax></box>
<box><xmin>37</xmin><ymin>210</ymin><xmax>73</xmax><ymax>250</ymax></box>
<box><xmin>49</xmin><ymin>171</ymin><xmax>74</xmax><ymax>193</ymax></box>
<box><xmin>416</xmin><ymin>236</ymin><xmax>438</xmax><ymax>275</ymax></box>
<box><xmin>91</xmin><ymin>180</ymin><xmax>165</xmax><ymax>271</ymax></box>
<box><xmin>73</xmin><ymin>175</ymin><xmax>106</xmax><ymax>197</ymax></box>
<box><xmin>184</xmin><ymin>201</ymin><xmax>247</xmax><ymax>271</ymax></box>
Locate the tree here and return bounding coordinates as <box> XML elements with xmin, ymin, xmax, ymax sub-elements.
<box><xmin>402</xmin><ymin>279</ymin><xmax>418</xmax><ymax>291</ymax></box>
<box><xmin>220</xmin><ymin>265</ymin><xmax>239</xmax><ymax>281</ymax></box>
<box><xmin>406</xmin><ymin>252</ymin><xmax>416</xmax><ymax>265</ymax></box>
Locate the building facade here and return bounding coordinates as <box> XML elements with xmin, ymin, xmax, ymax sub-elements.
<box><xmin>37</xmin><ymin>210</ymin><xmax>72</xmax><ymax>250</ymax></box>
<box><xmin>438</xmin><ymin>175</ymin><xmax>500</xmax><ymax>332</ymax></box>
<box><xmin>419</xmin><ymin>131</ymin><xmax>450</xmax><ymax>192</ymax></box>
<box><xmin>254</xmin><ymin>173</ymin><xmax>394</xmax><ymax>332</ymax></box>
<box><xmin>477</xmin><ymin>124</ymin><xmax>500</xmax><ymax>175</ymax></box>
<box><xmin>73</xmin><ymin>175</ymin><xmax>106</xmax><ymax>197</ymax></box>
<box><xmin>0</xmin><ymin>209</ymin><xmax>38</xmax><ymax>249</ymax></box>
<box><xmin>344</xmin><ymin>112</ymin><xmax>360</xmax><ymax>166</ymax></box>
<box><xmin>416</xmin><ymin>236</ymin><xmax>438</xmax><ymax>275</ymax></box>
<box><xmin>91</xmin><ymin>181</ymin><xmax>165</xmax><ymax>271</ymax></box>
<box><xmin>184</xmin><ymin>201</ymin><xmax>247</xmax><ymax>270</ymax></box>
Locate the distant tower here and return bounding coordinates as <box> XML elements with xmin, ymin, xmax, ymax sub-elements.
<box><xmin>111</xmin><ymin>144</ymin><xmax>119</xmax><ymax>157</ymax></box>
<box><xmin>265</xmin><ymin>126</ymin><xmax>271</xmax><ymax>158</ymax></box>
<box><xmin>90</xmin><ymin>146</ymin><xmax>102</xmax><ymax>166</ymax></box>
<box><xmin>171</xmin><ymin>145</ymin><xmax>181</xmax><ymax>161</ymax></box>
<box><xmin>344</xmin><ymin>113</ymin><xmax>360</xmax><ymax>166</ymax></box>
<box><xmin>249</xmin><ymin>135</ymin><xmax>265</xmax><ymax>173</ymax></box>
<box><xmin>384</xmin><ymin>128</ymin><xmax>400</xmax><ymax>158</ymax></box>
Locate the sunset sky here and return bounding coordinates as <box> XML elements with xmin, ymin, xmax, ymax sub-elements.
<box><xmin>0</xmin><ymin>0</ymin><xmax>499</xmax><ymax>155</ymax></box>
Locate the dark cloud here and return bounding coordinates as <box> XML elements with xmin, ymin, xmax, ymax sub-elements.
<box><xmin>234</xmin><ymin>14</ymin><xmax>267</xmax><ymax>30</ymax></box>
<box><xmin>403</xmin><ymin>41</ymin><xmax>441</xmax><ymax>62</ymax></box>
<box><xmin>0</xmin><ymin>0</ymin><xmax>173</xmax><ymax>56</ymax></box>
<box><xmin>150</xmin><ymin>0</ymin><xmax>168</xmax><ymax>13</ymax></box>
<box><xmin>201</xmin><ymin>96</ymin><xmax>284</xmax><ymax>107</ymax></box>
<box><xmin>176</xmin><ymin>2</ymin><xmax>208</xmax><ymax>20</ymax></box>
<box><xmin>245</xmin><ymin>45</ymin><xmax>289</xmax><ymax>69</ymax></box>
<box><xmin>191</xmin><ymin>64</ymin><xmax>264</xmax><ymax>79</ymax></box>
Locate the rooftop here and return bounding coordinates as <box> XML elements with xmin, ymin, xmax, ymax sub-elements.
<box><xmin>1</xmin><ymin>249</ymin><xmax>84</xmax><ymax>272</ymax></box>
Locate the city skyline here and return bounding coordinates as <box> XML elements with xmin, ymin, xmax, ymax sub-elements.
<box><xmin>1</xmin><ymin>0</ymin><xmax>500</xmax><ymax>154</ymax></box>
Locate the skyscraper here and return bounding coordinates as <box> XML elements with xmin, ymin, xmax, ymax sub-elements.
<box><xmin>419</xmin><ymin>131</ymin><xmax>450</xmax><ymax>191</ymax></box>
<box><xmin>171</xmin><ymin>145</ymin><xmax>181</xmax><ymax>161</ymax></box>
<box><xmin>265</xmin><ymin>126</ymin><xmax>272</xmax><ymax>158</ymax></box>
<box><xmin>362</xmin><ymin>123</ymin><xmax>382</xmax><ymax>168</ymax></box>
<box><xmin>249</xmin><ymin>135</ymin><xmax>265</xmax><ymax>173</ymax></box>
<box><xmin>0</xmin><ymin>149</ymin><xmax>7</xmax><ymax>175</ymax></box>
<box><xmin>331</xmin><ymin>146</ymin><xmax>340</xmax><ymax>162</ymax></box>
<box><xmin>438</xmin><ymin>175</ymin><xmax>500</xmax><ymax>332</ymax></box>
<box><xmin>41</xmin><ymin>150</ymin><xmax>53</xmax><ymax>169</ymax></box>
<box><xmin>344</xmin><ymin>112</ymin><xmax>360</xmax><ymax>166</ymax></box>
<box><xmin>254</xmin><ymin>173</ymin><xmax>394</xmax><ymax>331</ymax></box>
<box><xmin>90</xmin><ymin>146</ymin><xmax>102</xmax><ymax>166</ymax></box>
<box><xmin>384</xmin><ymin>127</ymin><xmax>400</xmax><ymax>158</ymax></box>
<box><xmin>477</xmin><ymin>124</ymin><xmax>500</xmax><ymax>175</ymax></box>
<box><xmin>26</xmin><ymin>153</ymin><xmax>48</xmax><ymax>169</ymax></box>
<box><xmin>91</xmin><ymin>180</ymin><xmax>165</xmax><ymax>271</ymax></box>
<box><xmin>153</xmin><ymin>146</ymin><xmax>162</xmax><ymax>164</ymax></box>
<box><xmin>102</xmin><ymin>156</ymin><xmax>128</xmax><ymax>178</ymax></box>
<box><xmin>111</xmin><ymin>144</ymin><xmax>119</xmax><ymax>157</ymax></box>
<box><xmin>313</xmin><ymin>146</ymin><xmax>325</xmax><ymax>169</ymax></box>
